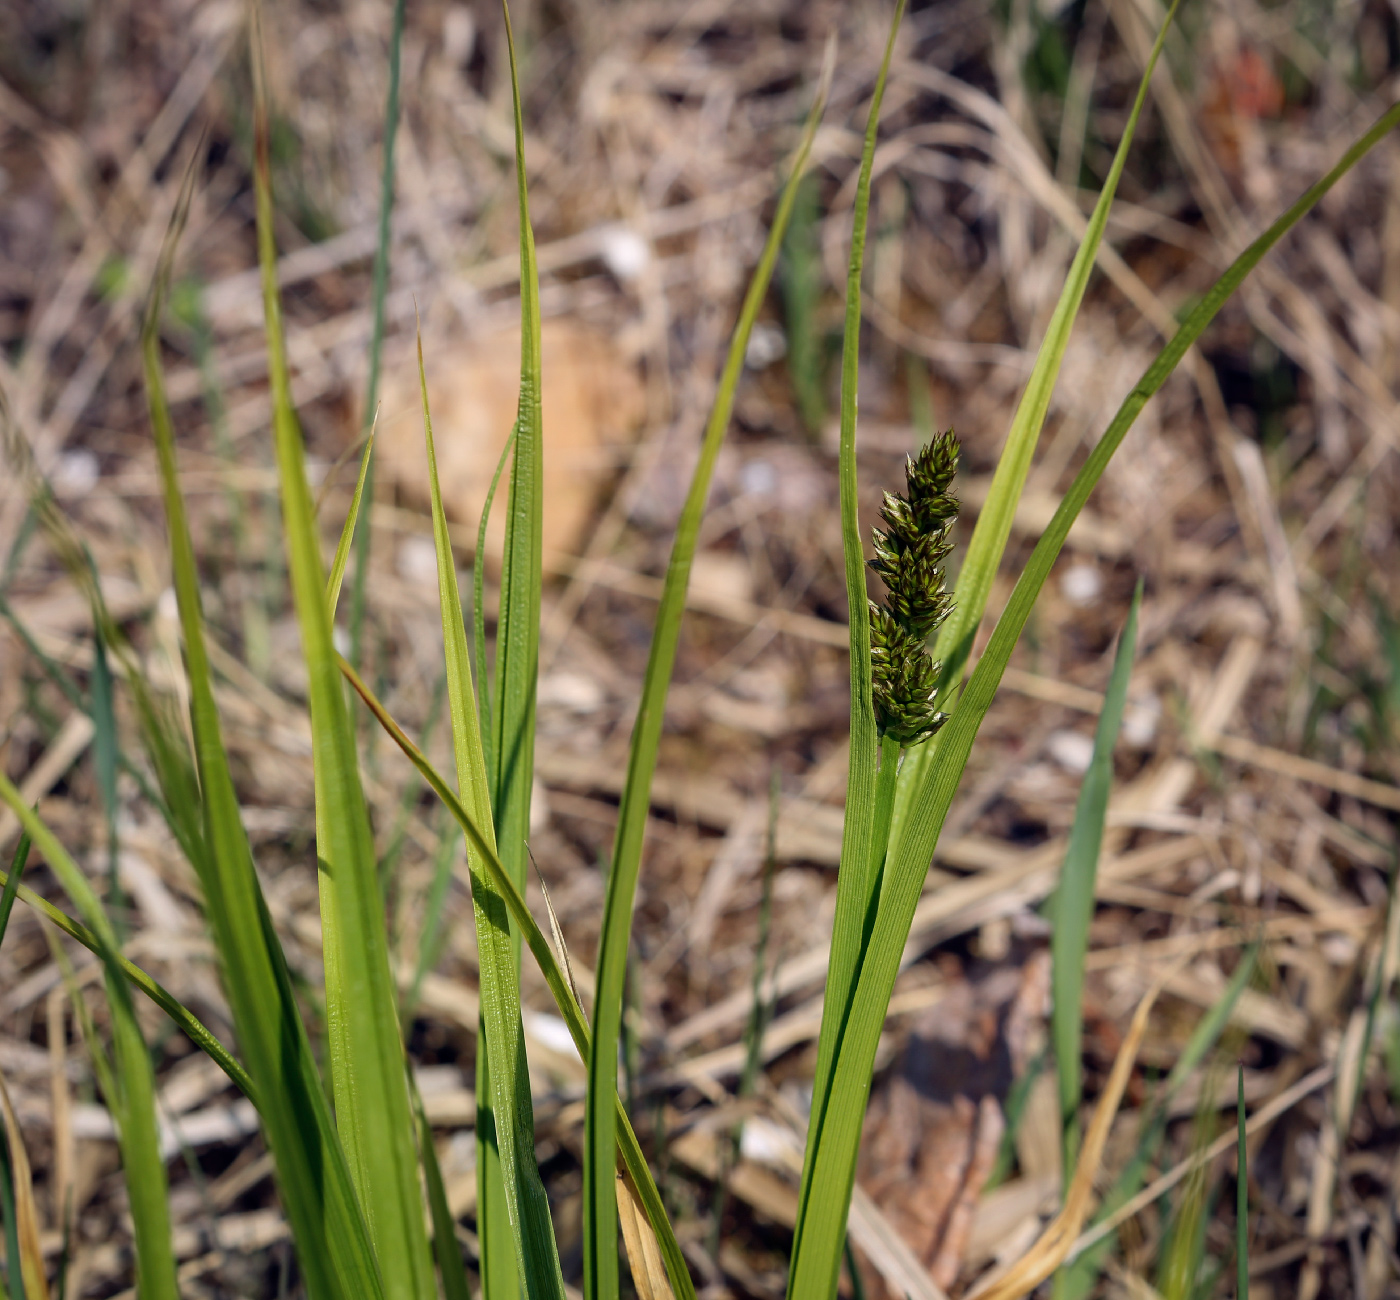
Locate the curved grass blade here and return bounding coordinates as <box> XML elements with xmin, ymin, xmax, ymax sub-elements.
<box><xmin>339</xmin><ymin>656</ymin><xmax>698</xmax><ymax>1300</ymax></box>
<box><xmin>585</xmin><ymin>56</ymin><xmax>833</xmax><ymax>1300</ymax></box>
<box><xmin>0</xmin><ymin>832</ymin><xmax>31</xmax><ymax>952</ymax></box>
<box><xmin>327</xmin><ymin>418</ymin><xmax>377</xmax><ymax>619</ymax></box>
<box><xmin>416</xmin><ymin>323</ymin><xmax>565</xmax><ymax>1298</ymax></box>
<box><xmin>249</xmin><ymin>9</ymin><xmax>435</xmax><ymax>1298</ymax></box>
<box><xmin>792</xmin><ymin>90</ymin><xmax>1400</xmax><ymax>1300</ymax></box>
<box><xmin>0</xmin><ymin>864</ymin><xmax>254</xmax><ymax>1100</ymax></box>
<box><xmin>789</xmin><ymin>17</ymin><xmax>901</xmax><ymax>1292</ymax></box>
<box><xmin>0</xmin><ymin>784</ymin><xmax>176</xmax><ymax>1300</ymax></box>
<box><xmin>1052</xmin><ymin>580</ymin><xmax>1142</xmax><ymax>1176</ymax></box>
<box><xmin>148</xmin><ymin>89</ymin><xmax>385</xmax><ymax>1300</ymax></box>
<box><xmin>887</xmin><ymin>0</ymin><xmax>1184</xmax><ymax>859</ymax></box>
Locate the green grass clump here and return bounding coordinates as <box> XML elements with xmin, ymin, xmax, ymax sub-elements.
<box><xmin>0</xmin><ymin>1</ymin><xmax>1397</xmax><ymax>1297</ymax></box>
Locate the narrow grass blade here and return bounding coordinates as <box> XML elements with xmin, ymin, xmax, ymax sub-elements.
<box><xmin>249</xmin><ymin>10</ymin><xmax>435</xmax><ymax>1298</ymax></box>
<box><xmin>791</xmin><ymin>87</ymin><xmax>1400</xmax><ymax>1300</ymax></box>
<box><xmin>340</xmin><ymin>657</ymin><xmax>697</xmax><ymax>1300</ymax></box>
<box><xmin>0</xmin><ymin>864</ymin><xmax>254</xmax><ymax>1099</ymax></box>
<box><xmin>349</xmin><ymin>0</ymin><xmax>405</xmax><ymax>670</ymax></box>
<box><xmin>0</xmin><ymin>833</ymin><xmax>31</xmax><ymax>950</ymax></box>
<box><xmin>327</xmin><ymin>418</ymin><xmax>377</xmax><ymax>619</ymax></box>
<box><xmin>416</xmin><ymin>323</ymin><xmax>565</xmax><ymax>1298</ymax></box>
<box><xmin>485</xmin><ymin>10</ymin><xmax>548</xmax><ymax>1287</ymax></box>
<box><xmin>90</xmin><ymin>621</ymin><xmax>121</xmax><ymax>928</ymax></box>
<box><xmin>0</xmin><ymin>1122</ymin><xmax>20</xmax><ymax>1300</ymax></box>
<box><xmin>145</xmin><ymin>114</ymin><xmax>383</xmax><ymax>1300</ymax></box>
<box><xmin>585</xmin><ymin>58</ymin><xmax>832</xmax><ymax>1300</ymax></box>
<box><xmin>888</xmin><ymin>0</ymin><xmax>1184</xmax><ymax>858</ymax></box>
<box><xmin>1236</xmin><ymin>1066</ymin><xmax>1248</xmax><ymax>1298</ymax></box>
<box><xmin>412</xmin><ymin>1078</ymin><xmax>472</xmax><ymax>1300</ymax></box>
<box><xmin>790</xmin><ymin>15</ymin><xmax>902</xmax><ymax>1291</ymax></box>
<box><xmin>1053</xmin><ymin>580</ymin><xmax>1142</xmax><ymax>1175</ymax></box>
<box><xmin>0</xmin><ymin>788</ymin><xmax>176</xmax><ymax>1300</ymax></box>
<box><xmin>474</xmin><ymin>429</ymin><xmax>515</xmax><ymax>766</ymax></box>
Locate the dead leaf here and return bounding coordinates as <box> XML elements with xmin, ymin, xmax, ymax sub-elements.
<box><xmin>373</xmin><ymin>321</ymin><xmax>644</xmax><ymax>563</ymax></box>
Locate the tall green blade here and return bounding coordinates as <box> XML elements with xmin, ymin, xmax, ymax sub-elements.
<box><xmin>887</xmin><ymin>0</ymin><xmax>1184</xmax><ymax>859</ymax></box>
<box><xmin>1052</xmin><ymin>580</ymin><xmax>1142</xmax><ymax>1175</ymax></box>
<box><xmin>417</xmin><ymin>327</ymin><xmax>565</xmax><ymax>1297</ymax></box>
<box><xmin>340</xmin><ymin>658</ymin><xmax>697</xmax><ymax>1300</ymax></box>
<box><xmin>0</xmin><ymin>790</ymin><xmax>176</xmax><ymax>1300</ymax></box>
<box><xmin>789</xmin><ymin>87</ymin><xmax>1400</xmax><ymax>1300</ymax></box>
<box><xmin>790</xmin><ymin>17</ymin><xmax>902</xmax><ymax>1289</ymax></box>
<box><xmin>582</xmin><ymin>65</ymin><xmax>831</xmax><ymax>1300</ymax></box>
<box><xmin>141</xmin><ymin>147</ymin><xmax>382</xmax><ymax>1300</ymax></box>
<box><xmin>483</xmin><ymin>9</ymin><xmax>545</xmax><ymax>1288</ymax></box>
<box><xmin>249</xmin><ymin>9</ymin><xmax>433</xmax><ymax>1297</ymax></box>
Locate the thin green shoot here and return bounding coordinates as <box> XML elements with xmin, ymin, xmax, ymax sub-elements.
<box><xmin>1053</xmin><ymin>579</ymin><xmax>1142</xmax><ymax>1179</ymax></box>
<box><xmin>584</xmin><ymin>51</ymin><xmax>832</xmax><ymax>1300</ymax></box>
<box><xmin>339</xmin><ymin>654</ymin><xmax>697</xmax><ymax>1299</ymax></box>
<box><xmin>0</xmin><ymin>832</ymin><xmax>32</xmax><ymax>952</ymax></box>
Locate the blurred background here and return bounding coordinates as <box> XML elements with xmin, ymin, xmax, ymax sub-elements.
<box><xmin>1</xmin><ymin>0</ymin><xmax>1399</xmax><ymax>1295</ymax></box>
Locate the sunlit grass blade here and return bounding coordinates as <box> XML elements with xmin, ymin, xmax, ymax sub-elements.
<box><xmin>249</xmin><ymin>9</ymin><xmax>435</xmax><ymax>1297</ymax></box>
<box><xmin>0</xmin><ymin>789</ymin><xmax>176</xmax><ymax>1300</ymax></box>
<box><xmin>147</xmin><ymin>96</ymin><xmax>384</xmax><ymax>1300</ymax></box>
<box><xmin>416</xmin><ymin>322</ymin><xmax>565</xmax><ymax>1297</ymax></box>
<box><xmin>474</xmin><ymin>428</ymin><xmax>515</xmax><ymax>768</ymax></box>
<box><xmin>327</xmin><ymin>417</ymin><xmax>377</xmax><ymax>618</ymax></box>
<box><xmin>482</xmin><ymin>8</ymin><xmax>549</xmax><ymax>1288</ymax></box>
<box><xmin>0</xmin><ymin>862</ymin><xmax>254</xmax><ymax>1099</ymax></box>
<box><xmin>339</xmin><ymin>656</ymin><xmax>697</xmax><ymax>1300</ymax></box>
<box><xmin>91</xmin><ymin>620</ymin><xmax>121</xmax><ymax>929</ymax></box>
<box><xmin>1053</xmin><ymin>580</ymin><xmax>1142</xmax><ymax>1176</ymax></box>
<box><xmin>887</xmin><ymin>0</ymin><xmax>1184</xmax><ymax>860</ymax></box>
<box><xmin>790</xmin><ymin>17</ymin><xmax>900</xmax><ymax>1293</ymax></box>
<box><xmin>349</xmin><ymin>0</ymin><xmax>405</xmax><ymax>669</ymax></box>
<box><xmin>0</xmin><ymin>832</ymin><xmax>31</xmax><ymax>950</ymax></box>
<box><xmin>791</xmin><ymin>85</ymin><xmax>1400</xmax><ymax>1300</ymax></box>
<box><xmin>584</xmin><ymin>53</ymin><xmax>833</xmax><ymax>1300</ymax></box>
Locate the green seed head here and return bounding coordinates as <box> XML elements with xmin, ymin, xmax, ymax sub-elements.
<box><xmin>868</xmin><ymin>430</ymin><xmax>960</xmax><ymax>746</ymax></box>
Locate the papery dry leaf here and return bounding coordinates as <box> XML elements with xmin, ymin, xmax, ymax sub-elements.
<box><xmin>616</xmin><ymin>1170</ymin><xmax>676</xmax><ymax>1300</ymax></box>
<box><xmin>0</xmin><ymin>1065</ymin><xmax>53</xmax><ymax>1300</ymax></box>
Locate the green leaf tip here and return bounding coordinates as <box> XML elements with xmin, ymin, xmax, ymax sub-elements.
<box><xmin>868</xmin><ymin>431</ymin><xmax>960</xmax><ymax>745</ymax></box>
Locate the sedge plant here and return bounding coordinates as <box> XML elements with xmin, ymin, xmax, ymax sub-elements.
<box><xmin>1</xmin><ymin>1</ymin><xmax>1398</xmax><ymax>1298</ymax></box>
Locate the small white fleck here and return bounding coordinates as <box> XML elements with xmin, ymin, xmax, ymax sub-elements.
<box><xmin>332</xmin><ymin>625</ymin><xmax>351</xmax><ymax>657</ymax></box>
<box><xmin>599</xmin><ymin>226</ymin><xmax>650</xmax><ymax>282</ymax></box>
<box><xmin>745</xmin><ymin>322</ymin><xmax>787</xmax><ymax>370</ymax></box>
<box><xmin>396</xmin><ymin>535</ymin><xmax>439</xmax><ymax>586</ymax></box>
<box><xmin>1047</xmin><ymin>729</ymin><xmax>1095</xmax><ymax>775</ymax></box>
<box><xmin>54</xmin><ymin>449</ymin><xmax>100</xmax><ymax>495</ymax></box>
<box><xmin>525</xmin><ymin>1013</ymin><xmax>580</xmax><ymax>1060</ymax></box>
<box><xmin>1060</xmin><ymin>563</ymin><xmax>1102</xmax><ymax>607</ymax></box>
<box><xmin>739</xmin><ymin>459</ymin><xmax>778</xmax><ymax>498</ymax></box>
<box><xmin>156</xmin><ymin>586</ymin><xmax>180</xmax><ymax>624</ymax></box>
<box><xmin>538</xmin><ymin>672</ymin><xmax>604</xmax><ymax>714</ymax></box>
<box><xmin>1122</xmin><ymin>693</ymin><xmax>1161</xmax><ymax>747</ymax></box>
